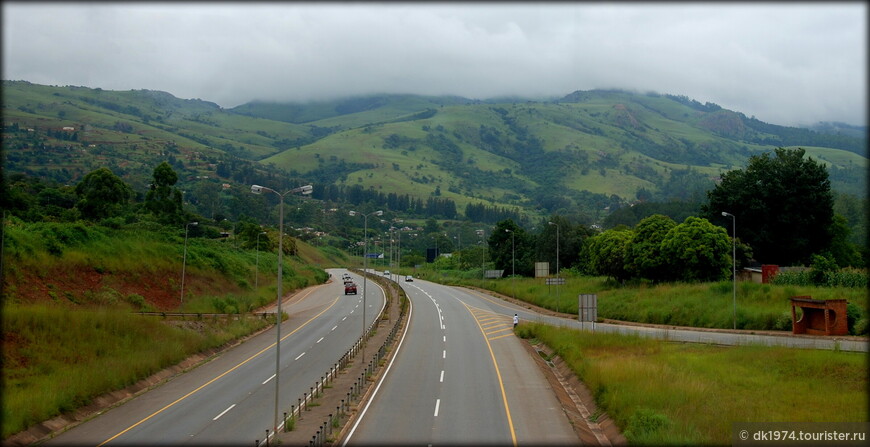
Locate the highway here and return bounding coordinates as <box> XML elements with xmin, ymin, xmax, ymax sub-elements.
<box><xmin>47</xmin><ymin>269</ymin><xmax>383</xmax><ymax>446</ymax></box>
<box><xmin>343</xmin><ymin>275</ymin><xmax>578</xmax><ymax>446</ymax></box>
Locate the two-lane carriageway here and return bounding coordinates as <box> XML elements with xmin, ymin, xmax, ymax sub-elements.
<box><xmin>343</xmin><ymin>276</ymin><xmax>577</xmax><ymax>446</ymax></box>
<box><xmin>47</xmin><ymin>269</ymin><xmax>383</xmax><ymax>446</ymax></box>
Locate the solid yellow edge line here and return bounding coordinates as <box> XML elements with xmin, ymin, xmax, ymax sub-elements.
<box><xmin>98</xmin><ymin>291</ymin><xmax>337</xmax><ymax>446</ymax></box>
<box><xmin>462</xmin><ymin>301</ymin><xmax>517</xmax><ymax>447</ymax></box>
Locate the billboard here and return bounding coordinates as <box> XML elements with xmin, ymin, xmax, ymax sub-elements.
<box><xmin>535</xmin><ymin>262</ymin><xmax>550</xmax><ymax>278</ymax></box>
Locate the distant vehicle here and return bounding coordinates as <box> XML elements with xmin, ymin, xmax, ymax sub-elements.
<box><xmin>344</xmin><ymin>283</ymin><xmax>357</xmax><ymax>295</ymax></box>
<box><xmin>405</xmin><ymin>275</ymin><xmax>413</xmax><ymax>282</ymax></box>
<box><xmin>384</xmin><ymin>270</ymin><xmax>391</xmax><ymax>277</ymax></box>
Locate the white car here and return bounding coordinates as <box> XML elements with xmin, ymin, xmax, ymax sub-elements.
<box><xmin>384</xmin><ymin>270</ymin><xmax>391</xmax><ymax>277</ymax></box>
<box><xmin>405</xmin><ymin>275</ymin><xmax>413</xmax><ymax>282</ymax></box>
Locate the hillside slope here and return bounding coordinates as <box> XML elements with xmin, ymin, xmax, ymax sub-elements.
<box><xmin>3</xmin><ymin>81</ymin><xmax>866</xmax><ymax>222</ymax></box>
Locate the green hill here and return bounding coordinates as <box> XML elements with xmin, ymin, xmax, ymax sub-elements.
<box><xmin>3</xmin><ymin>80</ymin><xmax>866</xmax><ymax>223</ymax></box>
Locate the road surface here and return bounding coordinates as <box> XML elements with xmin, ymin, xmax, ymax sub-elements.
<box><xmin>47</xmin><ymin>269</ymin><xmax>383</xmax><ymax>445</ymax></box>
<box><xmin>343</xmin><ymin>275</ymin><xmax>578</xmax><ymax>446</ymax></box>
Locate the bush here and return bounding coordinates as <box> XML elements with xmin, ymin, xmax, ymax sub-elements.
<box><xmin>846</xmin><ymin>302</ymin><xmax>863</xmax><ymax>335</ymax></box>
<box><xmin>853</xmin><ymin>318</ymin><xmax>869</xmax><ymax>336</ymax></box>
<box><xmin>624</xmin><ymin>408</ymin><xmax>672</xmax><ymax>441</ymax></box>
<box><xmin>773</xmin><ymin>312</ymin><xmax>793</xmax><ymax>331</ymax></box>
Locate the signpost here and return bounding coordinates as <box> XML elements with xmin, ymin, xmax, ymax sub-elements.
<box><xmin>534</xmin><ymin>262</ymin><xmax>550</xmax><ymax>278</ymax></box>
<box><xmin>579</xmin><ymin>294</ymin><xmax>598</xmax><ymax>332</ymax></box>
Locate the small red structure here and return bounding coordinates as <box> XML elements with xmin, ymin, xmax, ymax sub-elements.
<box><xmin>761</xmin><ymin>264</ymin><xmax>779</xmax><ymax>283</ymax></box>
<box><xmin>790</xmin><ymin>296</ymin><xmax>849</xmax><ymax>336</ymax></box>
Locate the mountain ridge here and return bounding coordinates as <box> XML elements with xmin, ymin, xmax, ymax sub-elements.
<box><xmin>3</xmin><ymin>80</ymin><xmax>866</xmax><ymax>225</ymax></box>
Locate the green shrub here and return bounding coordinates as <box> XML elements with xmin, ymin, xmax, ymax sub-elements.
<box><xmin>854</xmin><ymin>318</ymin><xmax>869</xmax><ymax>336</ymax></box>
<box><xmin>773</xmin><ymin>312</ymin><xmax>793</xmax><ymax>331</ymax></box>
<box><xmin>846</xmin><ymin>302</ymin><xmax>863</xmax><ymax>335</ymax></box>
<box><xmin>624</xmin><ymin>408</ymin><xmax>672</xmax><ymax>442</ymax></box>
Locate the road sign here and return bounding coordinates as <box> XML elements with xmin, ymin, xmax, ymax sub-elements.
<box><xmin>545</xmin><ymin>277</ymin><xmax>565</xmax><ymax>285</ymax></box>
<box><xmin>535</xmin><ymin>262</ymin><xmax>550</xmax><ymax>278</ymax></box>
<box><xmin>579</xmin><ymin>294</ymin><xmax>597</xmax><ymax>322</ymax></box>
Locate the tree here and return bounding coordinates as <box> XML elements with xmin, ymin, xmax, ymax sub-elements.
<box><xmin>488</xmin><ymin>219</ymin><xmax>531</xmax><ymax>276</ymax></box>
<box><xmin>74</xmin><ymin>167</ymin><xmax>132</xmax><ymax>221</ymax></box>
<box><xmin>585</xmin><ymin>228</ymin><xmax>633</xmax><ymax>282</ymax></box>
<box><xmin>624</xmin><ymin>214</ymin><xmax>676</xmax><ymax>281</ymax></box>
<box><xmin>660</xmin><ymin>217</ymin><xmax>731</xmax><ymax>282</ymax></box>
<box><xmin>701</xmin><ymin>147</ymin><xmax>834</xmax><ymax>266</ymax></box>
<box><xmin>145</xmin><ymin>161</ymin><xmax>184</xmax><ymax>224</ymax></box>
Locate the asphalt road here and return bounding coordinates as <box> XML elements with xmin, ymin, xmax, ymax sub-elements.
<box><xmin>343</xmin><ymin>275</ymin><xmax>578</xmax><ymax>446</ymax></box>
<box><xmin>46</xmin><ymin>269</ymin><xmax>384</xmax><ymax>446</ymax></box>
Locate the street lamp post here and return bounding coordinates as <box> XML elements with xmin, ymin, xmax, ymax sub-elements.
<box><xmin>476</xmin><ymin>229</ymin><xmax>486</xmax><ymax>285</ymax></box>
<box><xmin>548</xmin><ymin>221</ymin><xmax>560</xmax><ymax>314</ymax></box>
<box><xmin>180</xmin><ymin>221</ymin><xmax>198</xmax><ymax>307</ymax></box>
<box><xmin>349</xmin><ymin>209</ymin><xmax>383</xmax><ymax>361</ymax></box>
<box><xmin>722</xmin><ymin>211</ymin><xmax>737</xmax><ymax>330</ymax></box>
<box><xmin>251</xmin><ymin>183</ymin><xmax>313</xmax><ymax>437</ymax></box>
<box><xmin>255</xmin><ymin>231</ymin><xmax>267</xmax><ymax>290</ymax></box>
<box><xmin>506</xmin><ymin>228</ymin><xmax>515</xmax><ymax>299</ymax></box>
<box><xmin>455</xmin><ymin>232</ymin><xmax>461</xmax><ymax>268</ymax></box>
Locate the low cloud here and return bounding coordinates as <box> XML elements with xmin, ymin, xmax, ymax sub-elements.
<box><xmin>3</xmin><ymin>3</ymin><xmax>865</xmax><ymax>126</ymax></box>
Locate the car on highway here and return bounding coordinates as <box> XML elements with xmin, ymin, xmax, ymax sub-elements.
<box><xmin>383</xmin><ymin>270</ymin><xmax>390</xmax><ymax>277</ymax></box>
<box><xmin>344</xmin><ymin>282</ymin><xmax>357</xmax><ymax>295</ymax></box>
<box><xmin>405</xmin><ymin>275</ymin><xmax>413</xmax><ymax>282</ymax></box>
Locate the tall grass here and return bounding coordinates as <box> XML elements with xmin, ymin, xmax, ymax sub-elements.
<box><xmin>3</xmin><ymin>220</ymin><xmax>330</xmax><ymax>312</ymax></box>
<box><xmin>2</xmin><ymin>305</ymin><xmax>269</xmax><ymax>438</ymax></box>
<box><xmin>2</xmin><ymin>220</ymin><xmax>332</xmax><ymax>438</ymax></box>
<box><xmin>423</xmin><ymin>268</ymin><xmax>867</xmax><ymax>332</ymax></box>
<box><xmin>517</xmin><ymin>322</ymin><xmax>868</xmax><ymax>445</ymax></box>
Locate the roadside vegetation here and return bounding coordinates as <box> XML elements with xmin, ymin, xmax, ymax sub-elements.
<box><xmin>0</xmin><ymin>161</ymin><xmax>337</xmax><ymax>439</ymax></box>
<box><xmin>516</xmin><ymin>322</ymin><xmax>868</xmax><ymax>445</ymax></box>
<box><xmin>2</xmin><ymin>306</ymin><xmax>270</xmax><ymax>439</ymax></box>
<box><xmin>402</xmin><ymin>267</ymin><xmax>868</xmax><ymax>335</ymax></box>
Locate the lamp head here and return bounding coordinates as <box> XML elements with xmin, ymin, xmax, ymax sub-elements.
<box><xmin>375</xmin><ymin>210</ymin><xmax>383</xmax><ymax>216</ymax></box>
<box><xmin>251</xmin><ymin>185</ymin><xmax>264</xmax><ymax>195</ymax></box>
<box><xmin>300</xmin><ymin>185</ymin><xmax>313</xmax><ymax>195</ymax></box>
<box><xmin>190</xmin><ymin>221</ymin><xmax>198</xmax><ymax>226</ymax></box>
<box><xmin>349</xmin><ymin>210</ymin><xmax>357</xmax><ymax>216</ymax></box>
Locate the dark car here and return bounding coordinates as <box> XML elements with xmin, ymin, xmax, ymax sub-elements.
<box><xmin>344</xmin><ymin>283</ymin><xmax>357</xmax><ymax>295</ymax></box>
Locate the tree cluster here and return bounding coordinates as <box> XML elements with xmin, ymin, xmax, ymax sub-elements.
<box><xmin>581</xmin><ymin>215</ymin><xmax>734</xmax><ymax>283</ymax></box>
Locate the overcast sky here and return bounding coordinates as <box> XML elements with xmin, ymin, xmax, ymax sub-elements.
<box><xmin>3</xmin><ymin>2</ymin><xmax>866</xmax><ymax>127</ymax></box>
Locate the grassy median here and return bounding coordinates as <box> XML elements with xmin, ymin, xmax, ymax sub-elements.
<box><xmin>516</xmin><ymin>322</ymin><xmax>868</xmax><ymax>445</ymax></box>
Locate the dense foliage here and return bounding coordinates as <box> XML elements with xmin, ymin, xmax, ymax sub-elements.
<box><xmin>701</xmin><ymin>148</ymin><xmax>834</xmax><ymax>266</ymax></box>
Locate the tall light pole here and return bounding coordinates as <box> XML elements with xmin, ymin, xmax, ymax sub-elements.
<box><xmin>251</xmin><ymin>183</ymin><xmax>313</xmax><ymax>436</ymax></box>
<box><xmin>255</xmin><ymin>231</ymin><xmax>267</xmax><ymax>290</ymax></box>
<box><xmin>180</xmin><ymin>221</ymin><xmax>198</xmax><ymax>307</ymax></box>
<box><xmin>394</xmin><ymin>219</ymin><xmax>404</xmax><ymax>275</ymax></box>
<box><xmin>548</xmin><ymin>221</ymin><xmax>560</xmax><ymax>314</ymax></box>
<box><xmin>454</xmin><ymin>232</ymin><xmax>461</xmax><ymax>268</ymax></box>
<box><xmin>476</xmin><ymin>229</ymin><xmax>486</xmax><ymax>285</ymax></box>
<box><xmin>506</xmin><ymin>228</ymin><xmax>515</xmax><ymax>299</ymax></box>
<box><xmin>349</xmin><ymin>209</ymin><xmax>382</xmax><ymax>361</ymax></box>
<box><xmin>722</xmin><ymin>211</ymin><xmax>737</xmax><ymax>330</ymax></box>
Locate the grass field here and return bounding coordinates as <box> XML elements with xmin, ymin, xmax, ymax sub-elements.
<box><xmin>411</xmin><ymin>269</ymin><xmax>868</xmax><ymax>332</ymax></box>
<box><xmin>517</xmin><ymin>322</ymin><xmax>868</xmax><ymax>445</ymax></box>
<box><xmin>1</xmin><ymin>305</ymin><xmax>271</xmax><ymax>438</ymax></box>
<box><xmin>1</xmin><ymin>220</ymin><xmax>336</xmax><ymax>439</ymax></box>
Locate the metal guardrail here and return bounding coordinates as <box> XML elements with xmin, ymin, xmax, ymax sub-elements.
<box><xmin>255</xmin><ymin>271</ymin><xmax>409</xmax><ymax>447</ymax></box>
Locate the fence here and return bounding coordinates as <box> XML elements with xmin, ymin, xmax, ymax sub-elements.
<box><xmin>256</xmin><ymin>270</ymin><xmax>408</xmax><ymax>447</ymax></box>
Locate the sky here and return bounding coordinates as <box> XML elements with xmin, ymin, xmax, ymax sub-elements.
<box><xmin>2</xmin><ymin>2</ymin><xmax>867</xmax><ymax>127</ymax></box>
